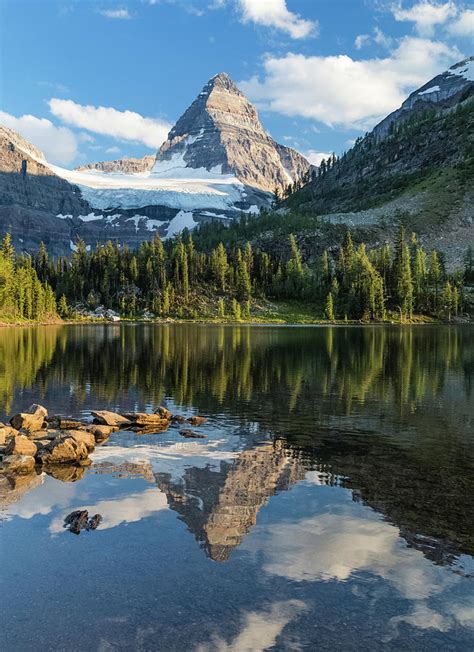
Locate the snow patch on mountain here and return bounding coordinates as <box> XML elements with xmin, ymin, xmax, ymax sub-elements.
<box><xmin>418</xmin><ymin>85</ymin><xmax>440</xmax><ymax>96</ymax></box>
<box><xmin>164</xmin><ymin>210</ymin><xmax>197</xmax><ymax>239</ymax></box>
<box><xmin>449</xmin><ymin>58</ymin><xmax>474</xmax><ymax>82</ymax></box>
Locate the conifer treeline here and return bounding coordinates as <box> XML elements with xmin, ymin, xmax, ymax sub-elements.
<box><xmin>19</xmin><ymin>227</ymin><xmax>466</xmax><ymax>322</ymax></box>
<box><xmin>0</xmin><ymin>234</ymin><xmax>57</xmax><ymax>321</ymax></box>
<box><xmin>0</xmin><ymin>228</ymin><xmax>467</xmax><ymax>322</ymax></box>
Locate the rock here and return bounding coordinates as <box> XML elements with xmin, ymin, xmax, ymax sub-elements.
<box><xmin>27</xmin><ymin>429</ymin><xmax>59</xmax><ymax>440</ymax></box>
<box><xmin>10</xmin><ymin>411</ymin><xmax>45</xmax><ymax>432</ymax></box>
<box><xmin>63</xmin><ymin>510</ymin><xmax>102</xmax><ymax>534</ymax></box>
<box><xmin>91</xmin><ymin>410</ymin><xmax>131</xmax><ymax>427</ymax></box>
<box><xmin>78</xmin><ymin>424</ymin><xmax>117</xmax><ymax>441</ymax></box>
<box><xmin>36</xmin><ymin>437</ymin><xmax>89</xmax><ymax>465</ymax></box>
<box><xmin>154</xmin><ymin>406</ymin><xmax>173</xmax><ymax>420</ymax></box>
<box><xmin>1</xmin><ymin>454</ymin><xmax>35</xmax><ymax>474</ymax></box>
<box><xmin>5</xmin><ymin>434</ymin><xmax>38</xmax><ymax>457</ymax></box>
<box><xmin>186</xmin><ymin>416</ymin><xmax>208</xmax><ymax>426</ymax></box>
<box><xmin>179</xmin><ymin>429</ymin><xmax>208</xmax><ymax>439</ymax></box>
<box><xmin>64</xmin><ymin>510</ymin><xmax>89</xmax><ymax>535</ymax></box>
<box><xmin>56</xmin><ymin>417</ymin><xmax>84</xmax><ymax>430</ymax></box>
<box><xmin>86</xmin><ymin>514</ymin><xmax>102</xmax><ymax>530</ymax></box>
<box><xmin>62</xmin><ymin>430</ymin><xmax>96</xmax><ymax>453</ymax></box>
<box><xmin>76</xmin><ymin>154</ymin><xmax>156</xmax><ymax>175</ymax></box>
<box><xmin>122</xmin><ymin>413</ymin><xmax>170</xmax><ymax>429</ymax></box>
<box><xmin>43</xmin><ymin>464</ymin><xmax>86</xmax><ymax>482</ymax></box>
<box><xmin>0</xmin><ymin>425</ymin><xmax>18</xmax><ymax>445</ymax></box>
<box><xmin>27</xmin><ymin>404</ymin><xmax>48</xmax><ymax>418</ymax></box>
<box><xmin>171</xmin><ymin>415</ymin><xmax>186</xmax><ymax>424</ymax></box>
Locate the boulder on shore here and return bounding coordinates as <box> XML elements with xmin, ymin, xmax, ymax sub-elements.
<box><xmin>47</xmin><ymin>417</ymin><xmax>85</xmax><ymax>430</ymax></box>
<box><xmin>1</xmin><ymin>454</ymin><xmax>36</xmax><ymax>474</ymax></box>
<box><xmin>0</xmin><ymin>424</ymin><xmax>19</xmax><ymax>445</ymax></box>
<box><xmin>10</xmin><ymin>410</ymin><xmax>45</xmax><ymax>433</ymax></box>
<box><xmin>62</xmin><ymin>430</ymin><xmax>96</xmax><ymax>453</ymax></box>
<box><xmin>36</xmin><ymin>437</ymin><xmax>89</xmax><ymax>465</ymax></box>
<box><xmin>91</xmin><ymin>410</ymin><xmax>131</xmax><ymax>427</ymax></box>
<box><xmin>5</xmin><ymin>434</ymin><xmax>38</xmax><ymax>457</ymax></box>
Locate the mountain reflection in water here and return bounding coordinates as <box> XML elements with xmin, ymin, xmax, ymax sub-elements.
<box><xmin>0</xmin><ymin>323</ymin><xmax>473</xmax><ymax>650</ymax></box>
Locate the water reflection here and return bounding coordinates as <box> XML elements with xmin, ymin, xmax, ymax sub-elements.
<box><xmin>0</xmin><ymin>324</ymin><xmax>473</xmax><ymax>649</ymax></box>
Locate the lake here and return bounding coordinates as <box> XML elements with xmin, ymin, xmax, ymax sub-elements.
<box><xmin>0</xmin><ymin>323</ymin><xmax>473</xmax><ymax>651</ymax></box>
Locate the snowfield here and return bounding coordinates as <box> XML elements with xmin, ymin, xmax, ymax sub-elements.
<box><xmin>48</xmin><ymin>163</ymin><xmax>247</xmax><ymax>212</ymax></box>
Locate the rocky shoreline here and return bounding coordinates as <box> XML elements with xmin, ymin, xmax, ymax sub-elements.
<box><xmin>0</xmin><ymin>403</ymin><xmax>208</xmax><ymax>526</ymax></box>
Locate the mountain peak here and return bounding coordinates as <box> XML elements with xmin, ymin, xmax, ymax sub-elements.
<box><xmin>206</xmin><ymin>72</ymin><xmax>241</xmax><ymax>94</ymax></box>
<box><xmin>152</xmin><ymin>73</ymin><xmax>309</xmax><ymax>191</ymax></box>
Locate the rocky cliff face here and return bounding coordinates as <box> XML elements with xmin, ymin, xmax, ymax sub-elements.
<box><xmin>152</xmin><ymin>72</ymin><xmax>310</xmax><ymax>191</ymax></box>
<box><xmin>0</xmin><ymin>126</ymin><xmax>90</xmax><ymax>216</ymax></box>
<box><xmin>75</xmin><ymin>154</ymin><xmax>156</xmax><ymax>175</ymax></box>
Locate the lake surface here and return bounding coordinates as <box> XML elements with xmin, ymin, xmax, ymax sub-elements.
<box><xmin>0</xmin><ymin>323</ymin><xmax>473</xmax><ymax>651</ymax></box>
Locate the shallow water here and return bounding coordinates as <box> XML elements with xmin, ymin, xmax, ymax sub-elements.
<box><xmin>0</xmin><ymin>323</ymin><xmax>473</xmax><ymax>651</ymax></box>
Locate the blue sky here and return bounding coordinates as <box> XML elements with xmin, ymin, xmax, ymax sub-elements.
<box><xmin>0</xmin><ymin>0</ymin><xmax>472</xmax><ymax>167</ymax></box>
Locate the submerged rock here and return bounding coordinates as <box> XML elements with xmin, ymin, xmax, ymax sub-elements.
<box><xmin>179</xmin><ymin>429</ymin><xmax>208</xmax><ymax>439</ymax></box>
<box><xmin>186</xmin><ymin>416</ymin><xmax>208</xmax><ymax>426</ymax></box>
<box><xmin>64</xmin><ymin>509</ymin><xmax>102</xmax><ymax>534</ymax></box>
<box><xmin>64</xmin><ymin>509</ymin><xmax>89</xmax><ymax>534</ymax></box>
<box><xmin>1</xmin><ymin>454</ymin><xmax>36</xmax><ymax>474</ymax></box>
<box><xmin>91</xmin><ymin>410</ymin><xmax>131</xmax><ymax>427</ymax></box>
<box><xmin>171</xmin><ymin>415</ymin><xmax>186</xmax><ymax>424</ymax></box>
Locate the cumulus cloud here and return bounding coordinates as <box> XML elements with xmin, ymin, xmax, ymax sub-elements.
<box><xmin>0</xmin><ymin>110</ymin><xmax>79</xmax><ymax>165</ymax></box>
<box><xmin>446</xmin><ymin>9</ymin><xmax>474</xmax><ymax>37</ymax></box>
<box><xmin>304</xmin><ymin>150</ymin><xmax>332</xmax><ymax>166</ymax></box>
<box><xmin>98</xmin><ymin>8</ymin><xmax>131</xmax><ymax>20</ymax></box>
<box><xmin>240</xmin><ymin>37</ymin><xmax>461</xmax><ymax>129</ymax></box>
<box><xmin>392</xmin><ymin>1</ymin><xmax>457</xmax><ymax>36</ymax></box>
<box><xmin>237</xmin><ymin>0</ymin><xmax>317</xmax><ymax>39</ymax></box>
<box><xmin>355</xmin><ymin>34</ymin><xmax>370</xmax><ymax>49</ymax></box>
<box><xmin>198</xmin><ymin>600</ymin><xmax>308</xmax><ymax>652</ymax></box>
<box><xmin>48</xmin><ymin>98</ymin><xmax>171</xmax><ymax>149</ymax></box>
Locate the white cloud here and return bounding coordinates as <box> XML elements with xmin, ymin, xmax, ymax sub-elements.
<box><xmin>304</xmin><ymin>150</ymin><xmax>332</xmax><ymax>166</ymax></box>
<box><xmin>0</xmin><ymin>110</ymin><xmax>79</xmax><ymax>165</ymax></box>
<box><xmin>240</xmin><ymin>37</ymin><xmax>461</xmax><ymax>129</ymax></box>
<box><xmin>48</xmin><ymin>98</ymin><xmax>171</xmax><ymax>149</ymax></box>
<box><xmin>98</xmin><ymin>8</ymin><xmax>131</xmax><ymax>20</ymax></box>
<box><xmin>237</xmin><ymin>0</ymin><xmax>317</xmax><ymax>39</ymax></box>
<box><xmin>355</xmin><ymin>34</ymin><xmax>370</xmax><ymax>49</ymax></box>
<box><xmin>106</xmin><ymin>146</ymin><xmax>121</xmax><ymax>154</ymax></box>
<box><xmin>392</xmin><ymin>1</ymin><xmax>457</xmax><ymax>36</ymax></box>
<box><xmin>447</xmin><ymin>9</ymin><xmax>474</xmax><ymax>37</ymax></box>
<box><xmin>198</xmin><ymin>601</ymin><xmax>308</xmax><ymax>652</ymax></box>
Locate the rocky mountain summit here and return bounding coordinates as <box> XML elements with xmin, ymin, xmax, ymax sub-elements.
<box><xmin>152</xmin><ymin>72</ymin><xmax>310</xmax><ymax>191</ymax></box>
